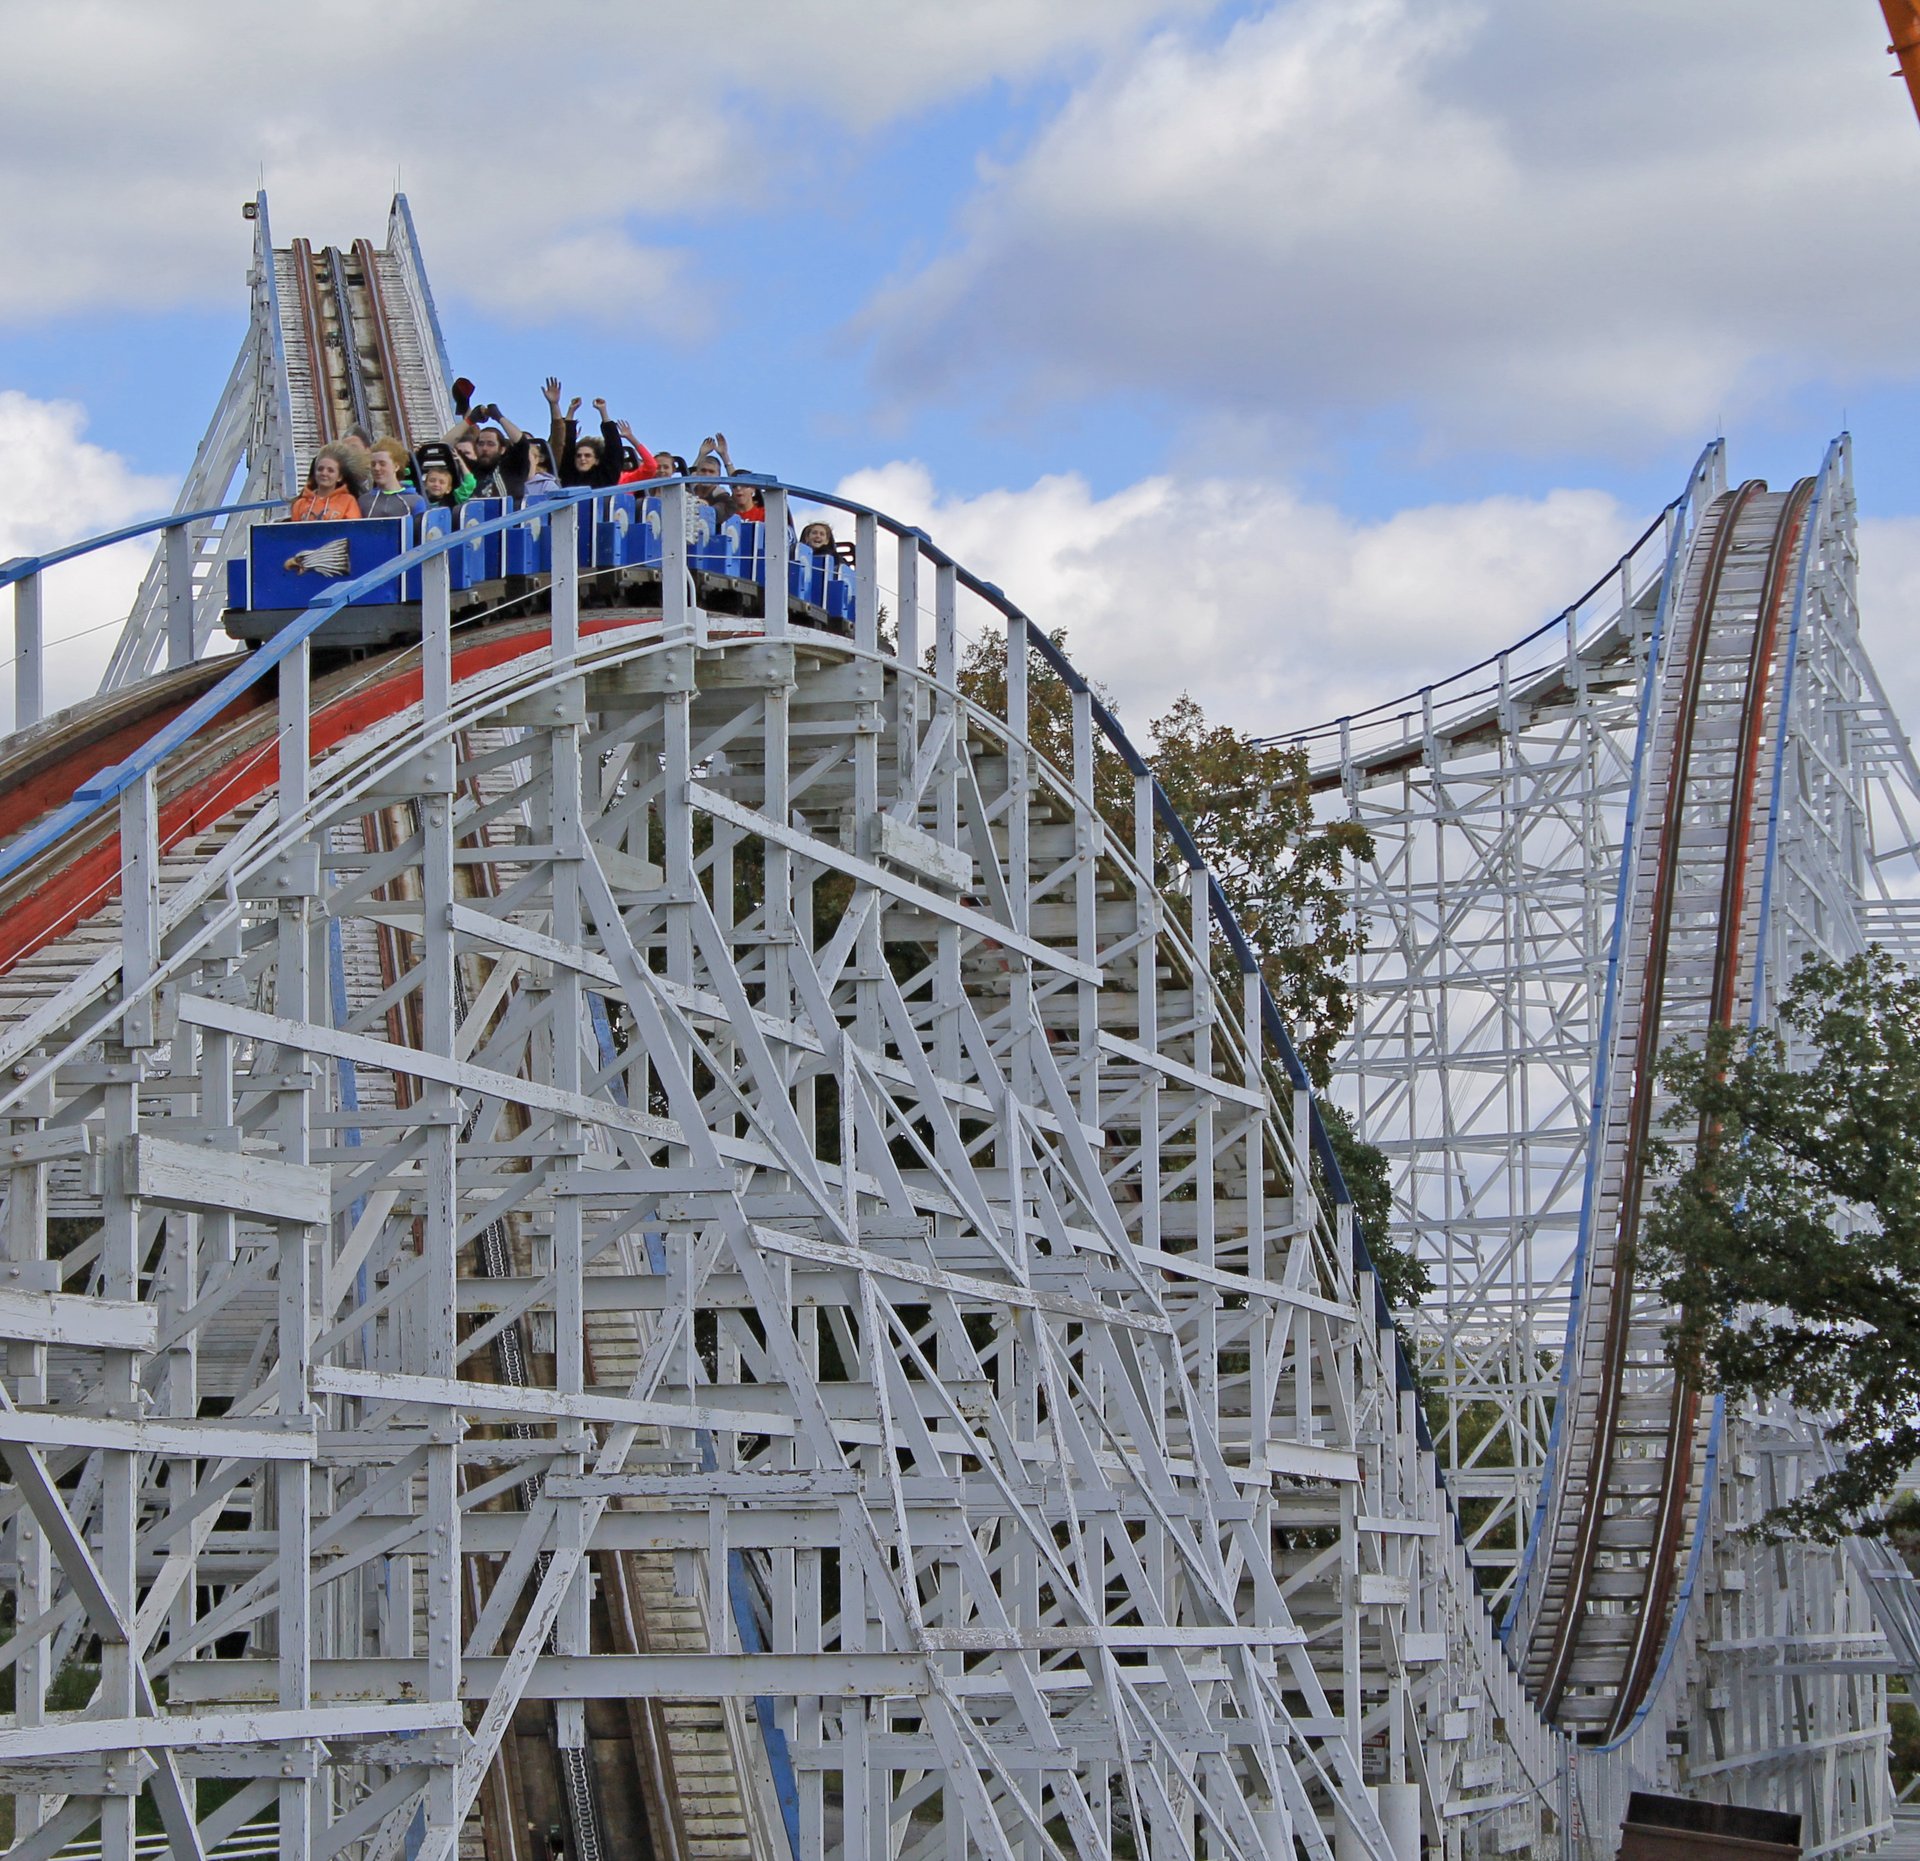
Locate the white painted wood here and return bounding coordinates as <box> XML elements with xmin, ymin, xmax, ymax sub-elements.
<box><xmin>0</xmin><ymin>1285</ymin><xmax>155</xmax><ymax>1351</ymax></box>
<box><xmin>129</xmin><ymin>1133</ymin><xmax>329</xmax><ymax>1226</ymax></box>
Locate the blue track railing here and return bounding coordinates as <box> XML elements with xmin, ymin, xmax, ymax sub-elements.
<box><xmin>0</xmin><ymin>501</ymin><xmax>287</xmax><ymax>590</ymax></box>
<box><xmin>1</xmin><ymin>496</ymin><xmax>289</xmax><ymax>732</ymax></box>
<box><xmin>1272</xmin><ymin>494</ymin><xmax>1690</xmax><ymax>762</ymax></box>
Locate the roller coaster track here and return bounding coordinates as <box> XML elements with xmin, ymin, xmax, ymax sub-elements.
<box><xmin>1509</xmin><ymin>479</ymin><xmax>1813</xmax><ymax>1739</ymax></box>
<box><xmin>0</xmin><ymin>442</ymin><xmax>1576</xmax><ymax>1860</ymax></box>
<box><xmin>98</xmin><ymin>195</ymin><xmax>452</xmax><ymax>695</ymax></box>
<box><xmin>7</xmin><ymin>196</ymin><xmax>1914</xmax><ymax>1860</ymax></box>
<box><xmin>281</xmin><ymin>232</ymin><xmax>441</xmax><ymax>463</ymax></box>
<box><xmin>1285</xmin><ymin>434</ymin><xmax>1920</xmax><ymax>1850</ymax></box>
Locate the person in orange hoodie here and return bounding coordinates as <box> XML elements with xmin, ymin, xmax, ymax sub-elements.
<box><xmin>289</xmin><ymin>445</ymin><xmax>363</xmax><ymax>521</ymax></box>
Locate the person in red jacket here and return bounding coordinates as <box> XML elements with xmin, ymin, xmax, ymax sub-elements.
<box><xmin>614</xmin><ymin>421</ymin><xmax>661</xmax><ymax>487</ymax></box>
<box><xmin>288</xmin><ymin>447</ymin><xmax>363</xmax><ymax>521</ymax></box>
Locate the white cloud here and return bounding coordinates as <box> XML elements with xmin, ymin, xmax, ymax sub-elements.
<box><xmin>482</xmin><ymin>235</ymin><xmax>701</xmax><ymax>338</ymax></box>
<box><xmin>862</xmin><ymin>0</ymin><xmax>1918</xmax><ymax>454</ymax></box>
<box><xmin>0</xmin><ymin>0</ymin><xmax>1203</xmax><ymax>330</ymax></box>
<box><xmin>1858</xmin><ymin>517</ymin><xmax>1920</xmax><ymax>751</ymax></box>
<box><xmin>0</xmin><ymin>392</ymin><xmax>172</xmax><ymax>724</ymax></box>
<box><xmin>836</xmin><ymin>458</ymin><xmax>1634</xmax><ymax>733</ymax></box>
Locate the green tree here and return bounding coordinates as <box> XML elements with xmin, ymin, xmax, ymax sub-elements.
<box><xmin>1890</xmin><ymin>1697</ymin><xmax>1920</xmax><ymax>1796</ymax></box>
<box><xmin>956</xmin><ymin>629</ymin><xmax>1425</xmax><ymax>1299</ymax></box>
<box><xmin>1642</xmin><ymin>947</ymin><xmax>1920</xmax><ymax>1540</ymax></box>
<box><xmin>956</xmin><ymin>631</ymin><xmax>1373</xmax><ymax>1079</ymax></box>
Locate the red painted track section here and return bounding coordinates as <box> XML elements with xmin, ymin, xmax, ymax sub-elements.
<box><xmin>0</xmin><ymin>616</ymin><xmax>657</xmax><ymax>974</ymax></box>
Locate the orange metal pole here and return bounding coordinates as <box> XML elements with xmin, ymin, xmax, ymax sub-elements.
<box><xmin>1883</xmin><ymin>0</ymin><xmax>1920</xmax><ymax>126</ymax></box>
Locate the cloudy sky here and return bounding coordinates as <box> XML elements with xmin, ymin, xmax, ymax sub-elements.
<box><xmin>4</xmin><ymin>0</ymin><xmax>1919</xmax><ymax>729</ymax></box>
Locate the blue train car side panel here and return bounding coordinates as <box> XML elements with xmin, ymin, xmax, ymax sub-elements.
<box><xmin>457</xmin><ymin>499</ymin><xmax>507</xmax><ymax>586</ymax></box>
<box><xmin>248</xmin><ymin>520</ymin><xmax>410</xmax><ymax>611</ymax></box>
<box><xmin>504</xmin><ymin>510</ymin><xmax>551</xmax><ymax>577</ymax></box>
<box><xmin>405</xmin><ymin>509</ymin><xmax>459</xmax><ymax>600</ymax></box>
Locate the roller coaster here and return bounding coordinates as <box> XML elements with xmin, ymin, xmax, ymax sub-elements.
<box><xmin>0</xmin><ymin>193</ymin><xmax>1909</xmax><ymax>1861</ymax></box>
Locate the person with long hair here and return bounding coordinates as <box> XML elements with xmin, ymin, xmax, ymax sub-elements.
<box><xmin>289</xmin><ymin>444</ymin><xmax>363</xmax><ymax>521</ymax></box>
<box><xmin>543</xmin><ymin>378</ymin><xmax>625</xmax><ymax>490</ymax></box>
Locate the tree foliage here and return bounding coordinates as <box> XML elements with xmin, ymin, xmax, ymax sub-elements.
<box><xmin>954</xmin><ymin>629</ymin><xmax>1427</xmax><ymax>1300</ymax></box>
<box><xmin>1642</xmin><ymin>948</ymin><xmax>1920</xmax><ymax>1540</ymax></box>
<box><xmin>955</xmin><ymin>630</ymin><xmax>1373</xmax><ymax>1080</ymax></box>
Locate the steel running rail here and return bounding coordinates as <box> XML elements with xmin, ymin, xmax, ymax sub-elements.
<box><xmin>288</xmin><ymin>239</ymin><xmax>337</xmax><ymax>450</ymax></box>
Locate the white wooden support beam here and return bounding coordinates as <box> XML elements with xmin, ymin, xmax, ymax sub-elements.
<box><xmin>310</xmin><ymin>1364</ymin><xmax>797</xmax><ymax>1438</ymax></box>
<box><xmin>895</xmin><ymin>528</ymin><xmax>921</xmax><ymax>675</ymax></box>
<box><xmin>0</xmin><ymin>1703</ymin><xmax>457</xmax><ymax>1763</ymax></box>
<box><xmin>0</xmin><ymin>1285</ymin><xmax>156</xmax><ymax>1351</ymax></box>
<box><xmin>278</xmin><ymin>631</ymin><xmax>310</xmax><ymax>824</ymax></box>
<box><xmin>762</xmin><ymin>486</ymin><xmax>789</xmax><ymax>640</ymax></box>
<box><xmin>0</xmin><ymin>1407</ymin><xmax>315</xmax><ymax>1460</ymax></box>
<box><xmin>546</xmin><ymin>672</ymin><xmax>591</xmax><ymax>1752</ymax></box>
<box><xmin>1004</xmin><ymin>614</ymin><xmax>1030</xmax><ymax>944</ymax></box>
<box><xmin>118</xmin><ymin>771</ymin><xmax>160</xmax><ymax>1048</ymax></box>
<box><xmin>0</xmin><ymin>1127</ymin><xmax>91</xmax><ymax>1169</ymax></box>
<box><xmin>421</xmin><ymin>548</ymin><xmax>451</xmax><ymax>723</ymax></box>
<box><xmin>414</xmin><ymin>667</ymin><xmax>461</xmax><ymax>1842</ymax></box>
<box><xmin>662</xmin><ymin>481</ymin><xmax>691</xmax><ymax>640</ymax></box>
<box><xmin>168</xmin><ymin>1652</ymin><xmax>936</xmax><ymax>1706</ymax></box>
<box><xmin>13</xmin><ymin>567</ymin><xmax>42</xmax><ymax>730</ymax></box>
<box><xmin>164</xmin><ymin>522</ymin><xmax>194</xmax><ymax>670</ymax></box>
<box><xmin>175</xmin><ymin>993</ymin><xmax>680</xmax><ymax>1145</ymax></box>
<box><xmin>549</xmin><ymin>500</ymin><xmax>579</xmax><ymax>662</ymax></box>
<box><xmin>934</xmin><ymin>556</ymin><xmax>957</xmax><ymax>689</ymax></box>
<box><xmin>855</xmin><ymin>510</ymin><xmax>880</xmax><ymax>653</ymax></box>
<box><xmin>129</xmin><ymin>1133</ymin><xmax>329</xmax><ymax>1225</ymax></box>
